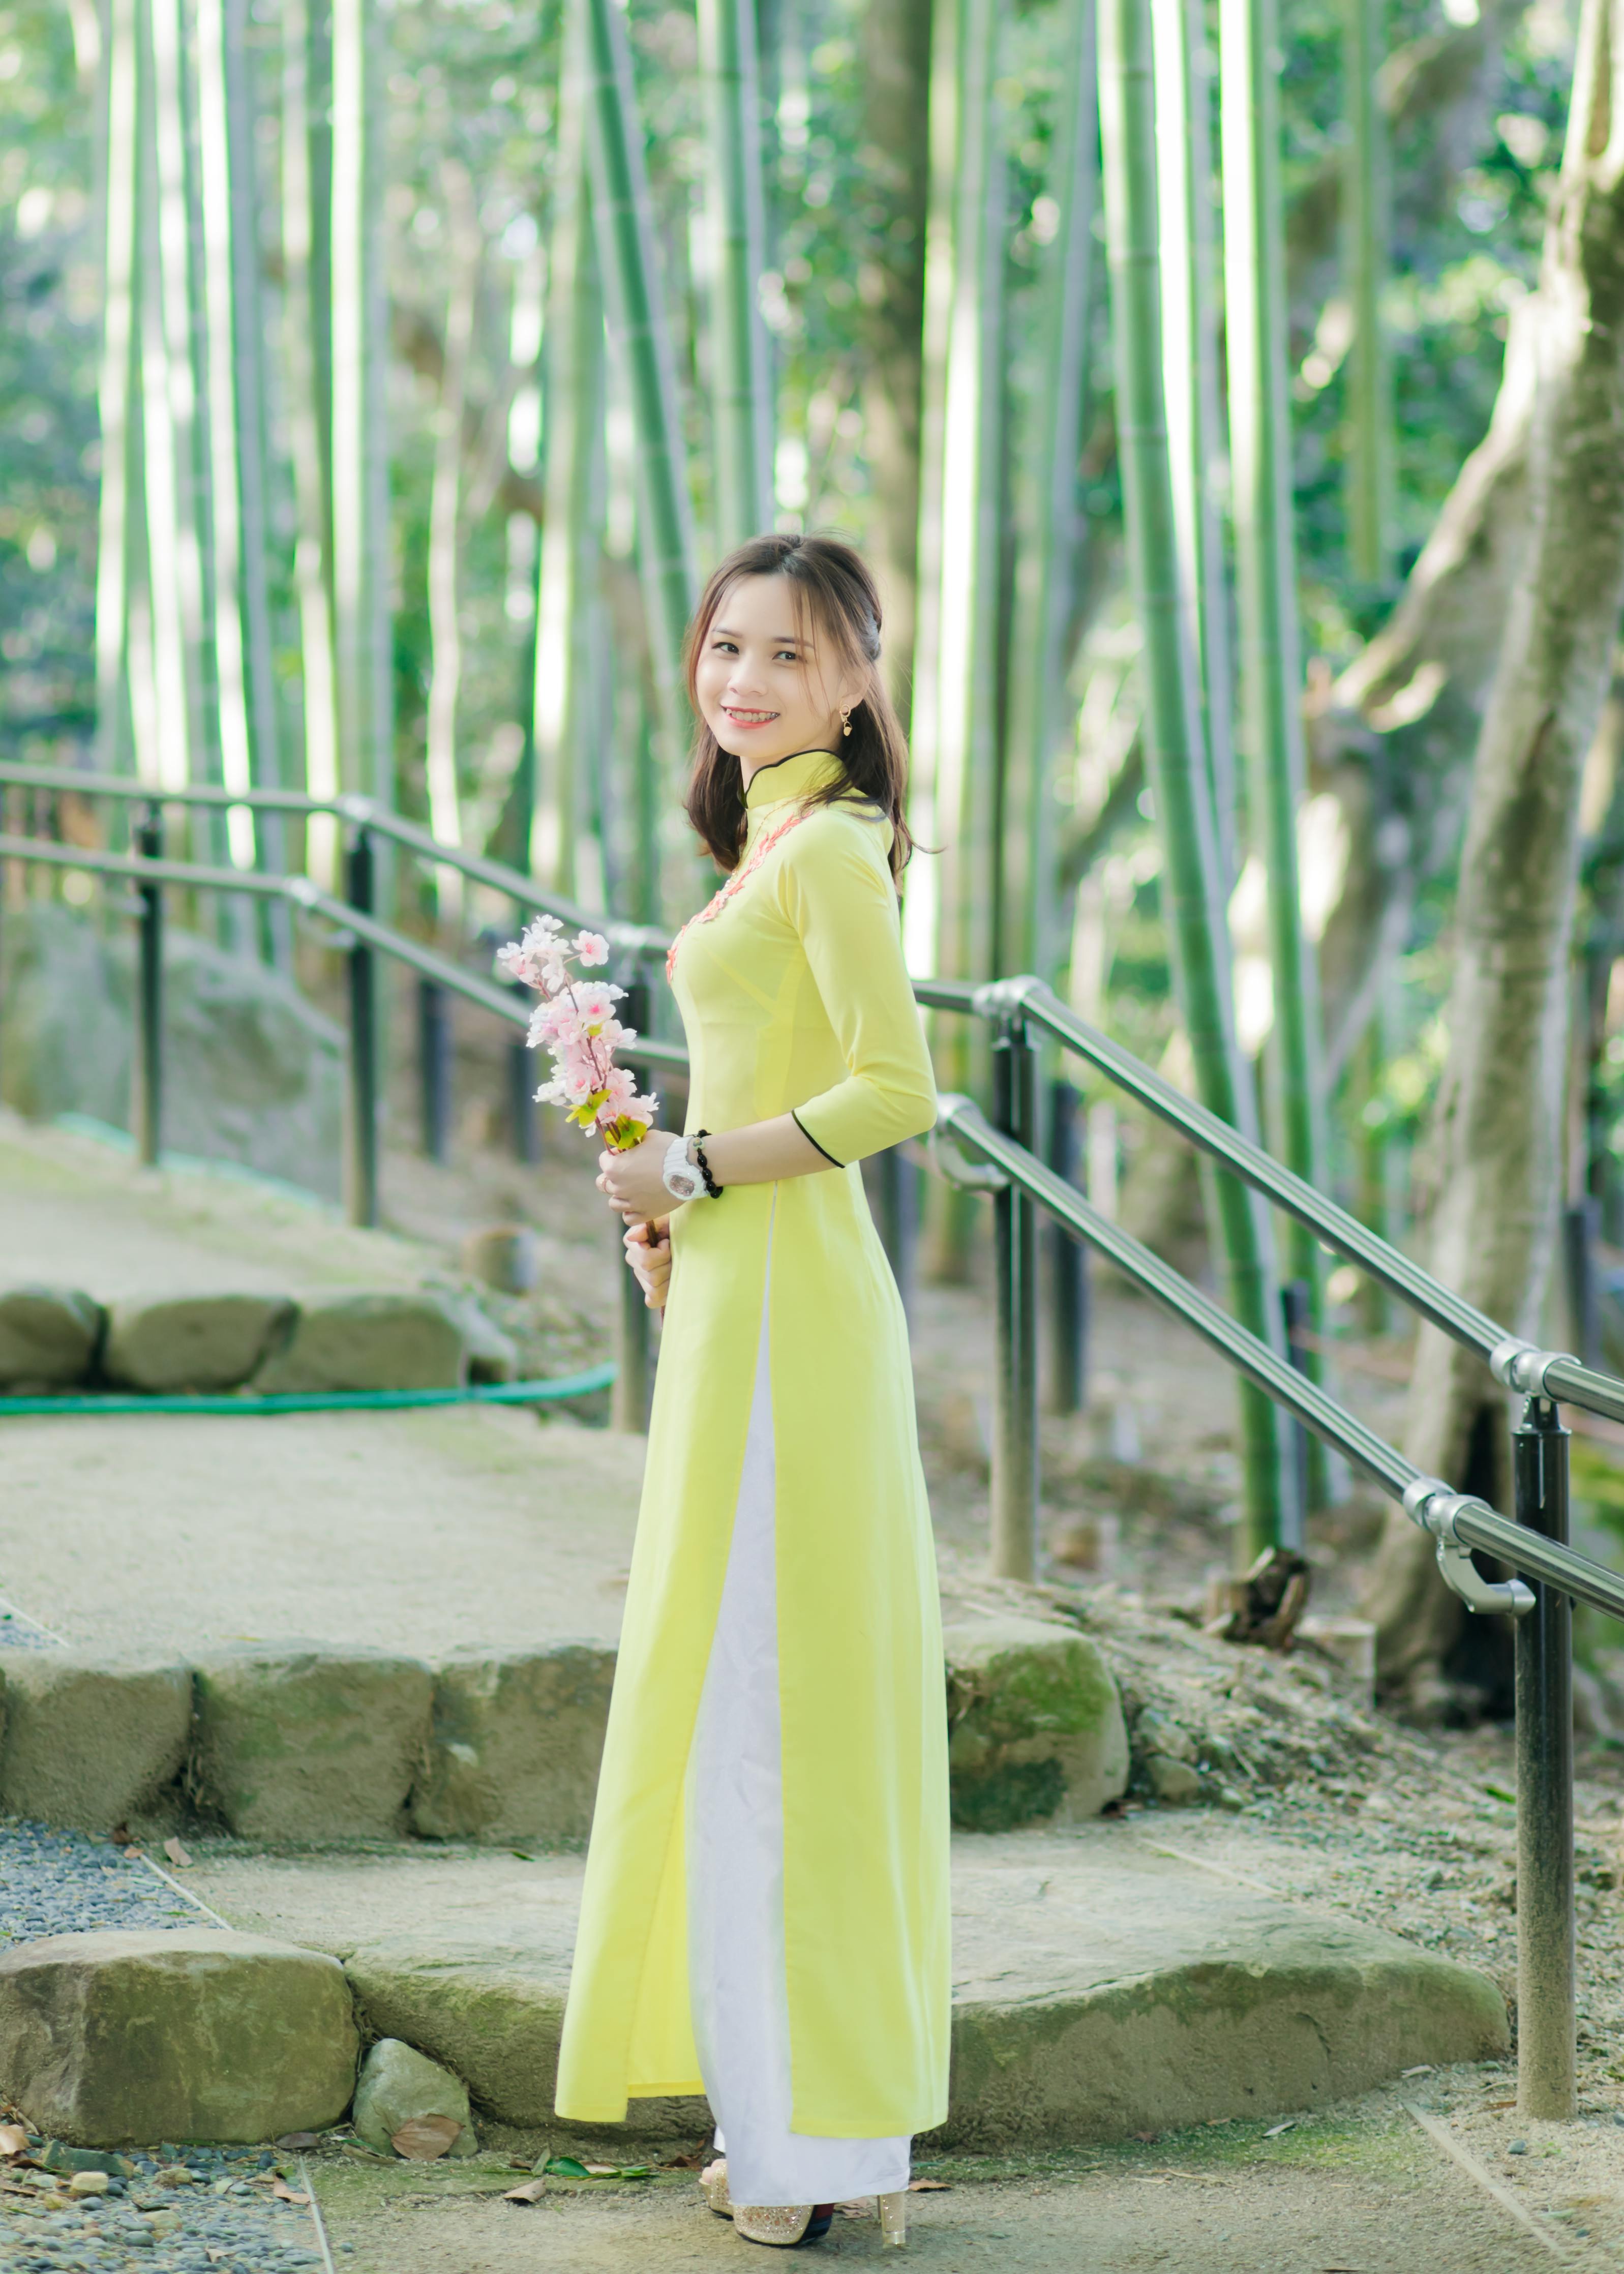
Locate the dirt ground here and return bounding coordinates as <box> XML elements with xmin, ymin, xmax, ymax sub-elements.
<box><xmin>306</xmin><ymin>2086</ymin><xmax>1615</xmax><ymax>2271</ymax></box>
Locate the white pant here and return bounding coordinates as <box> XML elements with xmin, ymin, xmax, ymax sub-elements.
<box><xmin>685</xmin><ymin>1232</ymin><xmax>911</xmax><ymax>2209</ymax></box>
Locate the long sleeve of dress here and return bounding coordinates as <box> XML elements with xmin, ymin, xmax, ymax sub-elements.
<box><xmin>772</xmin><ymin>813</ymin><xmax>937</xmax><ymax>1166</ymax></box>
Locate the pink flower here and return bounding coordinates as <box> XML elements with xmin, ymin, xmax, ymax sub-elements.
<box><xmin>497</xmin><ymin>913</ymin><xmax>656</xmax><ymax>1153</ymax></box>
<box><xmin>571</xmin><ymin>980</ymin><xmax>621</xmax><ymax>1026</ymax></box>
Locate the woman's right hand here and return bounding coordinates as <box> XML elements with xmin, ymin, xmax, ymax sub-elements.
<box><xmin>624</xmin><ymin>1217</ymin><xmax>673</xmax><ymax>1310</ymax></box>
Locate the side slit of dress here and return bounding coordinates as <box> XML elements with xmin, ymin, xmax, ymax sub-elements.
<box><xmin>685</xmin><ymin>1192</ymin><xmax>912</xmax><ymax>2208</ymax></box>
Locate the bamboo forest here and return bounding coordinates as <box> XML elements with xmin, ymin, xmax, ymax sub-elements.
<box><xmin>9</xmin><ymin>0</ymin><xmax>1624</xmax><ymax>1700</ymax></box>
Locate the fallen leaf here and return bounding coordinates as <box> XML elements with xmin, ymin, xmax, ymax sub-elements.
<box><xmin>274</xmin><ymin>2134</ymin><xmax>320</xmax><ymax>2151</ymax></box>
<box><xmin>1264</xmin><ymin>2121</ymin><xmax>1297</xmax><ymax>2138</ymax></box>
<box><xmin>339</xmin><ymin>2144</ymin><xmax>390</xmax><ymax>2163</ymax></box>
<box><xmin>502</xmin><ymin>2179</ymin><xmax>548</xmax><ymax>2206</ymax></box>
<box><xmin>545</xmin><ymin>2156</ymin><xmax>590</xmax><ymax>2178</ymax></box>
<box><xmin>583</xmin><ymin>2163</ymin><xmax>620</xmax><ymax>2175</ymax></box>
<box><xmin>908</xmin><ymin>2178</ymin><xmax>950</xmax><ymax>2192</ymax></box>
<box><xmin>1400</xmin><ymin>2065</ymin><xmax>1433</xmax><ymax>2078</ymax></box>
<box><xmin>163</xmin><ymin>1838</ymin><xmax>193</xmax><ymax>1869</ymax></box>
<box><xmin>0</xmin><ymin>2125</ymin><xmax>26</xmax><ymax>2158</ymax></box>
<box><xmin>121</xmin><ymin>1845</ymin><xmax>143</xmax><ymax>1860</ymax></box>
<box><xmin>391</xmin><ymin>2116</ymin><xmax>462</xmax><ymax>2162</ymax></box>
<box><xmin>109</xmin><ymin>1824</ymin><xmax>132</xmax><ymax>1847</ymax></box>
<box><xmin>270</xmin><ymin>2180</ymin><xmax>310</xmax><ymax>2206</ymax></box>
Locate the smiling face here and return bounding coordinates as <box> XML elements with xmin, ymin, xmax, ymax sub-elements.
<box><xmin>692</xmin><ymin>573</ymin><xmax>869</xmax><ymax>782</ymax></box>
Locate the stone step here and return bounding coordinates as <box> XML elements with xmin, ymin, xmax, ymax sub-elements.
<box><xmin>0</xmin><ymin>1613</ymin><xmax>1130</xmax><ymax>1846</ymax></box>
<box><xmin>182</xmin><ymin>1830</ymin><xmax>1509</xmax><ymax>2148</ymax></box>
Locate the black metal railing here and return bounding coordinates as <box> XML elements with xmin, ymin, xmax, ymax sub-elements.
<box><xmin>6</xmin><ymin>763</ymin><xmax>1624</xmax><ymax>2120</ymax></box>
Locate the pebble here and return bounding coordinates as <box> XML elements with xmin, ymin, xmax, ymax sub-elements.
<box><xmin>4</xmin><ymin>2126</ymin><xmax>337</xmax><ymax>2269</ymax></box>
<box><xmin>1508</xmin><ymin>2138</ymin><xmax>1528</xmax><ymax>2155</ymax></box>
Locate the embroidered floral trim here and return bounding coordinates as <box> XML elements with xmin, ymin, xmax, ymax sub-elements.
<box><xmin>666</xmin><ymin>807</ymin><xmax>815</xmax><ymax>980</ymax></box>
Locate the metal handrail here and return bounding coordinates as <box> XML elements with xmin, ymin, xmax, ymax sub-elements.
<box><xmin>0</xmin><ymin>833</ymin><xmax>691</xmax><ymax>1070</ymax></box>
<box><xmin>0</xmin><ymin>761</ymin><xmax>671</xmax><ymax>961</ymax></box>
<box><xmin>935</xmin><ymin>972</ymin><xmax>1624</xmax><ymax>1432</ymax></box>
<box><xmin>940</xmin><ymin>1094</ymin><xmax>1624</xmax><ymax>1627</ymax></box>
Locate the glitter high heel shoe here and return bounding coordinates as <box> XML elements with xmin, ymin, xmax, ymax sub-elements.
<box><xmin>878</xmin><ymin>2190</ymin><xmax>908</xmax><ymax>2247</ymax></box>
<box><xmin>700</xmin><ymin>2157</ymin><xmax>733</xmax><ymax>2217</ymax></box>
<box><xmin>731</xmin><ymin>2202</ymin><xmax>835</xmax><ymax>2247</ymax></box>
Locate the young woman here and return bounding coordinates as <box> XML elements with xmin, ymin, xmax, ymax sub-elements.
<box><xmin>553</xmin><ymin>533</ymin><xmax>950</xmax><ymax>2250</ymax></box>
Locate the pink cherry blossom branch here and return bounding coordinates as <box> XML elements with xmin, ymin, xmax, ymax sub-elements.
<box><xmin>496</xmin><ymin>916</ymin><xmax>660</xmax><ymax>1153</ymax></box>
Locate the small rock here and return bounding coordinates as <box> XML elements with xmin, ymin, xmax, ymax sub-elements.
<box><xmin>1145</xmin><ymin>1754</ymin><xmax>1204</xmax><ymax>1805</ymax></box>
<box><xmin>1508</xmin><ymin>2139</ymin><xmax>1527</xmax><ymax>2155</ymax></box>
<box><xmin>458</xmin><ymin>1227</ymin><xmax>538</xmax><ymax>1295</ymax></box>
<box><xmin>67</xmin><ymin>2171</ymin><xmax>110</xmax><ymax>2197</ymax></box>
<box><xmin>143</xmin><ymin>2209</ymin><xmax>182</xmax><ymax>2236</ymax></box>
<box><xmin>40</xmin><ymin>2143</ymin><xmax>137</xmax><ymax>2179</ymax></box>
<box><xmin>352</xmin><ymin>2038</ymin><xmax>475</xmax><ymax>2160</ymax></box>
<box><xmin>155</xmin><ymin>2165</ymin><xmax>194</xmax><ymax>2186</ymax></box>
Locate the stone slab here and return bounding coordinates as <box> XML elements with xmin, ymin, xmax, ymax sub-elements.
<box><xmin>183</xmin><ymin>1828</ymin><xmax>1508</xmax><ymax>2145</ymax></box>
<box><xmin>251</xmin><ymin>1293</ymin><xmax>470</xmax><ymax>1394</ymax></box>
<box><xmin>192</xmin><ymin>1648</ymin><xmax>434</xmax><ymax>1842</ymax></box>
<box><xmin>0</xmin><ymin>1652</ymin><xmax>191</xmax><ymax>1832</ymax></box>
<box><xmin>103</xmin><ymin>1292</ymin><xmax>294</xmax><ymax>1392</ymax></box>
<box><xmin>944</xmin><ymin>1615</ymin><xmax>1129</xmax><ymax>1830</ymax></box>
<box><xmin>0</xmin><ymin>1928</ymin><xmax>358</xmax><ymax>2146</ymax></box>
<box><xmin>0</xmin><ymin>1284</ymin><xmax>102</xmax><ymax>1388</ymax></box>
<box><xmin>410</xmin><ymin>1648</ymin><xmax>617</xmax><ymax>1844</ymax></box>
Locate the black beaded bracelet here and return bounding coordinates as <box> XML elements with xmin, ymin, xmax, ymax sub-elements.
<box><xmin>692</xmin><ymin>1129</ymin><xmax>724</xmax><ymax>1199</ymax></box>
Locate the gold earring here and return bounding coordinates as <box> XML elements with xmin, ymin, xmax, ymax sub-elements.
<box><xmin>840</xmin><ymin>708</ymin><xmax>853</xmax><ymax>738</ymax></box>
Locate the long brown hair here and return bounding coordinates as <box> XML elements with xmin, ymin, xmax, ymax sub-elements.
<box><xmin>682</xmin><ymin>532</ymin><xmax>915</xmax><ymax>880</ymax></box>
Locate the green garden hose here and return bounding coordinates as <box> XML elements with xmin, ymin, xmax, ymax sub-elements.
<box><xmin>0</xmin><ymin>1363</ymin><xmax>617</xmax><ymax>1419</ymax></box>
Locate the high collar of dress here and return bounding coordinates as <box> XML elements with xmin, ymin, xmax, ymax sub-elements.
<box><xmin>742</xmin><ymin>748</ymin><xmax>846</xmax><ymax>817</ymax></box>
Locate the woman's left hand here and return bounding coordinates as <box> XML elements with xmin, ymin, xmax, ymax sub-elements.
<box><xmin>597</xmin><ymin>1128</ymin><xmax>680</xmax><ymax>1218</ymax></box>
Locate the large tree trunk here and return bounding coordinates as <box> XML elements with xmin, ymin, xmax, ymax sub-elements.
<box><xmin>1306</xmin><ymin>295</ymin><xmax>1538</xmax><ymax>1082</ymax></box>
<box><xmin>1367</xmin><ymin>0</ymin><xmax>1624</xmax><ymax>1706</ymax></box>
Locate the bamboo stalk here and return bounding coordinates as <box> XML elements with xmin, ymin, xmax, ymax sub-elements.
<box><xmin>424</xmin><ymin>162</ymin><xmax>478</xmax><ymax>926</ymax></box>
<box><xmin>1344</xmin><ymin>0</ymin><xmax>1392</xmax><ymax>585</ymax></box>
<box><xmin>582</xmin><ymin>0</ymin><xmax>698</xmax><ymax>819</ymax></box>
<box><xmin>1151</xmin><ymin>0</ymin><xmax>1237</xmax><ymax>884</ymax></box>
<box><xmin>330</xmin><ymin>0</ymin><xmax>386</xmax><ymax>804</ymax></box>
<box><xmin>281</xmin><ymin>0</ymin><xmax>340</xmax><ymax>880</ymax></box>
<box><xmin>533</xmin><ymin>38</ymin><xmax>608</xmax><ymax>903</ymax></box>
<box><xmin>901</xmin><ymin>0</ymin><xmax>961</xmax><ymax>983</ymax></box>
<box><xmin>143</xmin><ymin>0</ymin><xmax>206</xmax><ymax>797</ymax></box>
<box><xmin>698</xmin><ymin>0</ymin><xmax>774</xmax><ymax>545</ymax></box>
<box><xmin>222</xmin><ymin>0</ymin><xmax>290</xmax><ymax>960</ymax></box>
<box><xmin>1001</xmin><ymin>0</ymin><xmax>1097</xmax><ymax>985</ymax></box>
<box><xmin>94</xmin><ymin>0</ymin><xmax>141</xmax><ymax>782</ymax></box>
<box><xmin>1098</xmin><ymin>0</ymin><xmax>1292</xmax><ymax>1552</ymax></box>
<box><xmin>1220</xmin><ymin>0</ymin><xmax>1332</xmax><ymax>1490</ymax></box>
<box><xmin>194</xmin><ymin>0</ymin><xmax>257</xmax><ymax>877</ymax></box>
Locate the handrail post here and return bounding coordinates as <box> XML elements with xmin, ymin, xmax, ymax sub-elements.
<box><xmin>1045</xmin><ymin>1076</ymin><xmax>1088</xmax><ymax>1414</ymax></box>
<box><xmin>417</xmin><ymin>976</ymin><xmax>450</xmax><ymax>1163</ymax></box>
<box><xmin>990</xmin><ymin>1007</ymin><xmax>1040</xmax><ymax>1579</ymax></box>
<box><xmin>611</xmin><ymin>965</ymin><xmax>653</xmax><ymax>1433</ymax></box>
<box><xmin>507</xmin><ymin>980</ymin><xmax>541</xmax><ymax>1164</ymax></box>
<box><xmin>344</xmin><ymin>824</ymin><xmax>381</xmax><ymax>1228</ymax></box>
<box><xmin>1514</xmin><ymin>1392</ymin><xmax>1576</xmax><ymax>2118</ymax></box>
<box><xmin>132</xmin><ymin>805</ymin><xmax>164</xmax><ymax>1168</ymax></box>
<box><xmin>875</xmin><ymin>1144</ymin><xmax>919</xmax><ymax>1323</ymax></box>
